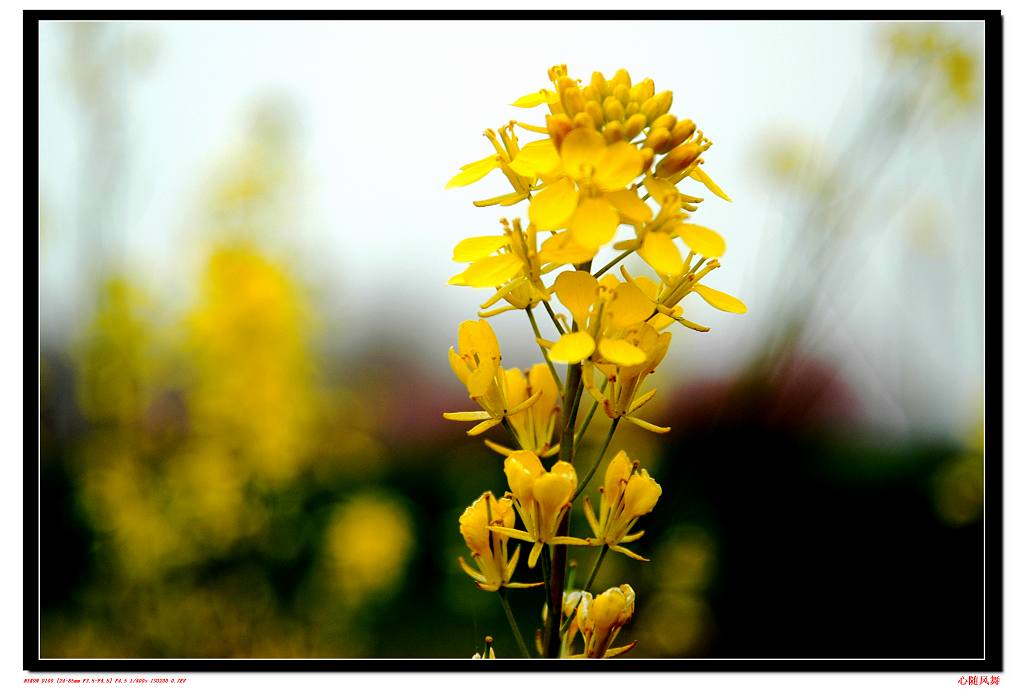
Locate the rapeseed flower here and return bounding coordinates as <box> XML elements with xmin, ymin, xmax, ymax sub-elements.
<box><xmin>574</xmin><ymin>585</ymin><xmax>638</xmax><ymax>658</ymax></box>
<box><xmin>443</xmin><ymin>320</ymin><xmax>542</xmax><ymax>436</ymax></box>
<box><xmin>485</xmin><ymin>363</ymin><xmax>561</xmax><ymax>458</ymax></box>
<box><xmin>491</xmin><ymin>451</ymin><xmax>589</xmax><ymax>568</ymax></box>
<box><xmin>583</xmin><ymin>451</ymin><xmax>662</xmax><ymax>560</ymax></box>
<box><xmin>459</xmin><ymin>491</ymin><xmax>543</xmax><ymax>592</ymax></box>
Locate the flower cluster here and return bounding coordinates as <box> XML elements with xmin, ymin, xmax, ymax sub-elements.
<box><xmin>447</xmin><ymin>65</ymin><xmax>744</xmax><ymax>659</ymax></box>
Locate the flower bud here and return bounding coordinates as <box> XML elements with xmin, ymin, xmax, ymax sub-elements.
<box><xmin>650</xmin><ymin>113</ymin><xmax>677</xmax><ymax>132</ymax></box>
<box><xmin>612</xmin><ymin>84</ymin><xmax>630</xmax><ymax>106</ymax></box>
<box><xmin>609</xmin><ymin>68</ymin><xmax>631</xmax><ymax>91</ymax></box>
<box><xmin>624</xmin><ymin>101</ymin><xmax>640</xmax><ymax>118</ymax></box>
<box><xmin>641</xmin><ymin>90</ymin><xmax>673</xmax><ymax>122</ymax></box>
<box><xmin>602</xmin><ymin>120</ymin><xmax>625</xmax><ymax>144</ymax></box>
<box><xmin>573</xmin><ymin>112</ymin><xmax>596</xmax><ymax>130</ymax></box>
<box><xmin>584</xmin><ymin>100</ymin><xmax>605</xmax><ymax>127</ymax></box>
<box><xmin>546</xmin><ymin>114</ymin><xmax>573</xmax><ymax>150</ymax></box>
<box><xmin>623</xmin><ymin>113</ymin><xmax>647</xmax><ymax>140</ymax></box>
<box><xmin>655</xmin><ymin>142</ymin><xmax>703</xmax><ymax>177</ymax></box>
<box><xmin>630</xmin><ymin>79</ymin><xmax>654</xmax><ymax>105</ymax></box>
<box><xmin>560</xmin><ymin>85</ymin><xmax>586</xmax><ymax>118</ymax></box>
<box><xmin>645</xmin><ymin>127</ymin><xmax>672</xmax><ymax>154</ymax></box>
<box><xmin>602</xmin><ymin>96</ymin><xmax>625</xmax><ymax>123</ymax></box>
<box><xmin>668</xmin><ymin>119</ymin><xmax>696</xmax><ymax>149</ymax></box>
<box><xmin>640</xmin><ymin>147</ymin><xmax>654</xmax><ymax>172</ymax></box>
<box><xmin>590</xmin><ymin>71</ymin><xmax>609</xmax><ymax>98</ymax></box>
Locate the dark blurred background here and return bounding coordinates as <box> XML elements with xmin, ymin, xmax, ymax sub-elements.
<box><xmin>37</xmin><ymin>21</ymin><xmax>985</xmax><ymax>658</ymax></box>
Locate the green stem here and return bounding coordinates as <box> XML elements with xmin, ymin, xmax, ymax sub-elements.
<box><xmin>497</xmin><ymin>588</ymin><xmax>531</xmax><ymax>658</ymax></box>
<box><xmin>501</xmin><ymin>418</ymin><xmax>522</xmax><ymax>450</ymax></box>
<box><xmin>526</xmin><ymin>306</ymin><xmax>563</xmax><ymax>392</ymax></box>
<box><xmin>594</xmin><ymin>249</ymin><xmax>635</xmax><ymax>279</ymax></box>
<box><xmin>572</xmin><ymin>418</ymin><xmax>620</xmax><ymax>502</ymax></box>
<box><xmin>559</xmin><ymin>544</ymin><xmax>610</xmax><ymax>637</ymax></box>
<box><xmin>573</xmin><ymin>377</ymin><xmax>608</xmax><ymax>447</ymax></box>
<box><xmin>542</xmin><ymin>300</ymin><xmax>565</xmax><ymax>335</ymax></box>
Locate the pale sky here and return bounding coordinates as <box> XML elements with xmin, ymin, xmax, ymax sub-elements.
<box><xmin>37</xmin><ymin>19</ymin><xmax>986</xmax><ymax>438</ymax></box>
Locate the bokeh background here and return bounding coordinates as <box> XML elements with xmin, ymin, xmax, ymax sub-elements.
<box><xmin>37</xmin><ymin>20</ymin><xmax>986</xmax><ymax>658</ymax></box>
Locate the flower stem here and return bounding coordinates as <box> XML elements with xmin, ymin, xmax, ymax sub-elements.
<box><xmin>497</xmin><ymin>588</ymin><xmax>531</xmax><ymax>658</ymax></box>
<box><xmin>573</xmin><ymin>376</ymin><xmax>608</xmax><ymax>447</ymax></box>
<box><xmin>542</xmin><ymin>300</ymin><xmax>566</xmax><ymax>335</ymax></box>
<box><xmin>572</xmin><ymin>418</ymin><xmax>620</xmax><ymax>502</ymax></box>
<box><xmin>526</xmin><ymin>306</ymin><xmax>563</xmax><ymax>392</ymax></box>
<box><xmin>559</xmin><ymin>544</ymin><xmax>610</xmax><ymax>637</ymax></box>
<box><xmin>594</xmin><ymin>249</ymin><xmax>635</xmax><ymax>279</ymax></box>
<box><xmin>500</xmin><ymin>418</ymin><xmax>522</xmax><ymax>450</ymax></box>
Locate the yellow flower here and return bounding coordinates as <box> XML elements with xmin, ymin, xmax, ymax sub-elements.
<box><xmin>582</xmin><ymin>451</ymin><xmax>662</xmax><ymax>560</ymax></box>
<box><xmin>485</xmin><ymin>363</ymin><xmax>561</xmax><ymax>458</ymax></box>
<box><xmin>490</xmin><ymin>451</ymin><xmax>589</xmax><ymax>568</ymax></box>
<box><xmin>445</xmin><ymin>124</ymin><xmax>539</xmax><ymax>208</ymax></box>
<box><xmin>582</xmin><ymin>319</ymin><xmax>672</xmax><ymax>434</ymax></box>
<box><xmin>528</xmin><ymin>127</ymin><xmax>647</xmax><ymax>260</ymax></box>
<box><xmin>443</xmin><ymin>320</ymin><xmax>542</xmax><ymax>436</ymax></box>
<box><xmin>574</xmin><ymin>584</ymin><xmax>638</xmax><ymax>658</ymax></box>
<box><xmin>458</xmin><ymin>491</ymin><xmax>543</xmax><ymax>592</ymax></box>
<box><xmin>449</xmin><ymin>218</ymin><xmax>554</xmax><ymax>316</ymax></box>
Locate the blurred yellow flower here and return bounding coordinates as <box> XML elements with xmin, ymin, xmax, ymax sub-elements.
<box><xmin>184</xmin><ymin>244</ymin><xmax>319</xmax><ymax>485</ymax></box>
<box><xmin>326</xmin><ymin>493</ymin><xmax>414</xmax><ymax>603</ymax></box>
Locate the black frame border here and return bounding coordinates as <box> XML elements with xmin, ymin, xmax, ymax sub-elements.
<box><xmin>24</xmin><ymin>8</ymin><xmax>1004</xmax><ymax>673</ymax></box>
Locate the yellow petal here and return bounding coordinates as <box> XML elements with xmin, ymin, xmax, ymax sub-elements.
<box><xmin>570</xmin><ymin>196</ymin><xmax>619</xmax><ymax>248</ymax></box>
<box><xmin>509</xmin><ymin>139</ymin><xmax>560</xmax><ymax>178</ymax></box>
<box><xmin>512</xmin><ymin>89</ymin><xmax>557</xmax><ymax>108</ymax></box>
<box><xmin>453</xmin><ymin>235</ymin><xmax>511</xmax><ymax>262</ymax></box>
<box><xmin>594</xmin><ymin>142</ymin><xmax>644</xmax><ymax>191</ymax></box>
<box><xmin>505</xmin><ymin>450</ymin><xmax>545</xmax><ymax>502</ymax></box>
<box><xmin>623</xmin><ymin>471</ymin><xmax>662</xmax><ymax>517</ymax></box>
<box><xmin>548</xmin><ymin>331</ymin><xmax>596</xmax><ymax>364</ymax></box>
<box><xmin>458</xmin><ymin>319</ymin><xmax>501</xmax><ymax>363</ymax></box>
<box><xmin>693</xmin><ymin>284</ymin><xmax>747</xmax><ymax>314</ymax></box>
<box><xmin>690</xmin><ymin>166</ymin><xmax>732</xmax><ymax>202</ymax></box>
<box><xmin>529</xmin><ymin>177</ymin><xmax>579</xmax><ymax>231</ymax></box>
<box><xmin>638</xmin><ymin>232</ymin><xmax>684</xmax><ymax>276</ymax></box>
<box><xmin>553</xmin><ymin>270</ymin><xmax>600</xmax><ymax>326</ymax></box>
<box><xmin>643</xmin><ymin>175</ymin><xmax>678</xmax><ymax>206</ymax></box>
<box><xmin>676</xmin><ymin>224</ymin><xmax>726</xmax><ymax>258</ymax></box>
<box><xmin>605</xmin><ymin>282</ymin><xmax>653</xmax><ymax>329</ymax></box>
<box><xmin>605</xmin><ymin>188</ymin><xmax>652</xmax><ymax>225</ymax></box>
<box><xmin>459</xmin><ymin>254</ymin><xmax>525</xmax><ymax>288</ymax></box>
<box><xmin>446</xmin><ymin>155</ymin><xmax>499</xmax><ymax>189</ymax></box>
<box><xmin>540</xmin><ymin>232</ymin><xmax>597</xmax><ymax>265</ymax></box>
<box><xmin>560</xmin><ymin>128</ymin><xmax>606</xmax><ymax>179</ymax></box>
<box><xmin>597</xmin><ymin>338</ymin><xmax>647</xmax><ymax>366</ymax></box>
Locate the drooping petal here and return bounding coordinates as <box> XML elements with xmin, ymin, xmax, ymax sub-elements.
<box><xmin>452</xmin><ymin>235</ymin><xmax>511</xmax><ymax>262</ymax></box>
<box><xmin>676</xmin><ymin>224</ymin><xmax>726</xmax><ymax>258</ymax></box>
<box><xmin>446</xmin><ymin>155</ymin><xmax>500</xmax><ymax>189</ymax></box>
<box><xmin>597</xmin><ymin>338</ymin><xmax>647</xmax><ymax>366</ymax></box>
<box><xmin>553</xmin><ymin>270</ymin><xmax>600</xmax><ymax>326</ymax></box>
<box><xmin>509</xmin><ymin>139</ymin><xmax>560</xmax><ymax>178</ymax></box>
<box><xmin>639</xmin><ymin>232</ymin><xmax>684</xmax><ymax>276</ymax></box>
<box><xmin>529</xmin><ymin>177</ymin><xmax>579</xmax><ymax>231</ymax></box>
<box><xmin>560</xmin><ymin>127</ymin><xmax>606</xmax><ymax>179</ymax></box>
<box><xmin>548</xmin><ymin>331</ymin><xmax>596</xmax><ymax>364</ymax></box>
<box><xmin>467</xmin><ymin>418</ymin><xmax>503</xmax><ymax>436</ymax></box>
<box><xmin>693</xmin><ymin>284</ymin><xmax>748</xmax><ymax>314</ymax></box>
<box><xmin>690</xmin><ymin>165</ymin><xmax>732</xmax><ymax>202</ymax></box>
<box><xmin>594</xmin><ymin>142</ymin><xmax>644</xmax><ymax>191</ymax></box>
<box><xmin>570</xmin><ymin>196</ymin><xmax>619</xmax><ymax>248</ymax></box>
